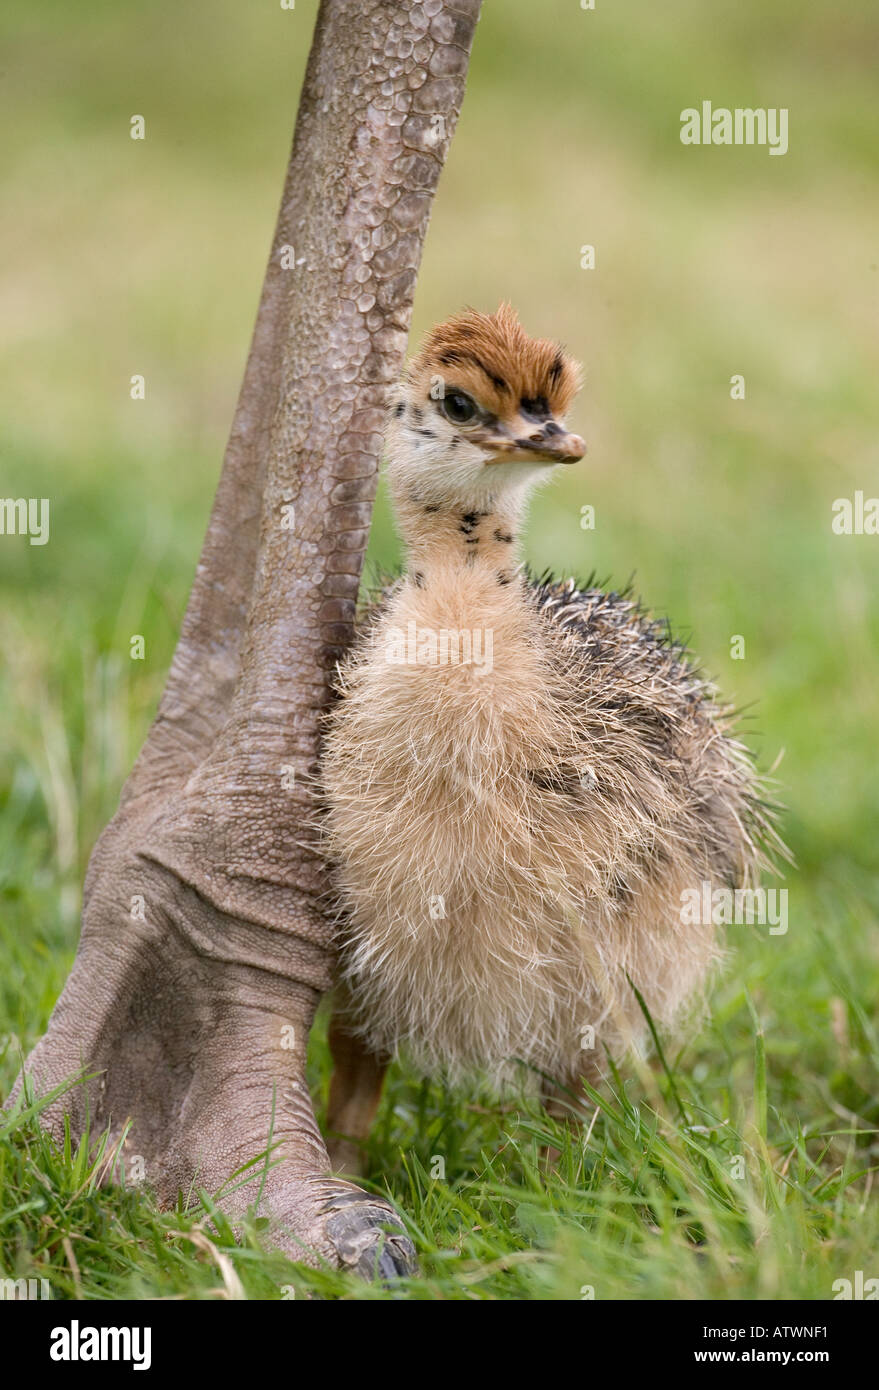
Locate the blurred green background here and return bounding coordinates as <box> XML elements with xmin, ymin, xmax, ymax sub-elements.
<box><xmin>0</xmin><ymin>0</ymin><xmax>877</xmax><ymax>1298</ymax></box>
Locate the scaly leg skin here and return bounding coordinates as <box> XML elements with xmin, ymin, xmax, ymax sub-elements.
<box><xmin>9</xmin><ymin>825</ymin><xmax>415</xmax><ymax>1282</ymax></box>
<box><xmin>6</xmin><ymin>0</ymin><xmax>484</xmax><ymax>1281</ymax></box>
<box><xmin>326</xmin><ymin>998</ymin><xmax>389</xmax><ymax>1177</ymax></box>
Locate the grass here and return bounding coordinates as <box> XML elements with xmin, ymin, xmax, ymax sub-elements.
<box><xmin>3</xmin><ymin>938</ymin><xmax>877</xmax><ymax>1300</ymax></box>
<box><xmin>1</xmin><ymin>0</ymin><xmax>878</xmax><ymax>1299</ymax></box>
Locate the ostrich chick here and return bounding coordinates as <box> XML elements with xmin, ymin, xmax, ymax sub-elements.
<box><xmin>321</xmin><ymin>305</ymin><xmax>775</xmax><ymax>1173</ymax></box>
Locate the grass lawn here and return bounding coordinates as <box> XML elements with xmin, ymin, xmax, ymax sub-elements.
<box><xmin>1</xmin><ymin>0</ymin><xmax>877</xmax><ymax>1298</ymax></box>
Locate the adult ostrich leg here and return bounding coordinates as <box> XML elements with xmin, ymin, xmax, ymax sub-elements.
<box><xmin>11</xmin><ymin>0</ymin><xmax>481</xmax><ymax>1274</ymax></box>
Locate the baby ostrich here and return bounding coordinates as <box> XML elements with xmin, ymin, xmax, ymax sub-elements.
<box><xmin>320</xmin><ymin>304</ymin><xmax>777</xmax><ymax>1173</ymax></box>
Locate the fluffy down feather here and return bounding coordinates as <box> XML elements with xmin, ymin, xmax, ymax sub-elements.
<box><xmin>320</xmin><ymin>567</ymin><xmax>781</xmax><ymax>1089</ymax></box>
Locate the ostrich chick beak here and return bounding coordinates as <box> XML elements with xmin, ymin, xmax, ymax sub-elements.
<box><xmin>480</xmin><ymin>417</ymin><xmax>586</xmax><ymax>466</ymax></box>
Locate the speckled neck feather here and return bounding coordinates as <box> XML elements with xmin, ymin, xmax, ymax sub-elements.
<box><xmin>394</xmin><ymin>487</ymin><xmax>523</xmax><ymax>588</ymax></box>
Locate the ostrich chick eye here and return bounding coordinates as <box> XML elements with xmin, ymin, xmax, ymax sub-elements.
<box><xmin>440</xmin><ymin>391</ymin><xmax>478</xmax><ymax>426</ymax></box>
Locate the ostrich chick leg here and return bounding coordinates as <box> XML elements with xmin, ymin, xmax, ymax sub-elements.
<box><xmin>327</xmin><ymin>998</ymin><xmax>389</xmax><ymax>1176</ymax></box>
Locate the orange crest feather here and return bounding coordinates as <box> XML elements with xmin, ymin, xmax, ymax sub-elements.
<box><xmin>409</xmin><ymin>304</ymin><xmax>581</xmax><ymax>419</ymax></box>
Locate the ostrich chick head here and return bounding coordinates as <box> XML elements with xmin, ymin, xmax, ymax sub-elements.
<box><xmin>386</xmin><ymin>304</ymin><xmax>585</xmax><ymax>514</ymax></box>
